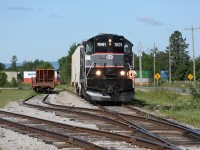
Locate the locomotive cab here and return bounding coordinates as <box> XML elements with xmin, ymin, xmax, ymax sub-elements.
<box><xmin>72</xmin><ymin>34</ymin><xmax>135</xmax><ymax>101</ymax></box>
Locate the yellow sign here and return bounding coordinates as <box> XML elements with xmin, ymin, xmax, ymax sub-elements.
<box><xmin>188</xmin><ymin>74</ymin><xmax>193</xmax><ymax>80</ymax></box>
<box><xmin>154</xmin><ymin>73</ymin><xmax>161</xmax><ymax>80</ymax></box>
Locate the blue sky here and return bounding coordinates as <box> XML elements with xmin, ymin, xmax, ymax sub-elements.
<box><xmin>0</xmin><ymin>0</ymin><xmax>200</xmax><ymax>63</ymax></box>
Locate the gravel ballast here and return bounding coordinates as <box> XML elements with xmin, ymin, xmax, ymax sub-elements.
<box><xmin>0</xmin><ymin>91</ymin><xmax>98</xmax><ymax>150</ymax></box>
<box><xmin>1</xmin><ymin>91</ymin><xmax>200</xmax><ymax>150</ymax></box>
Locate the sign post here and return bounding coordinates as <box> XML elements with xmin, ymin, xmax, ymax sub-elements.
<box><xmin>188</xmin><ymin>74</ymin><xmax>193</xmax><ymax>84</ymax></box>
<box><xmin>154</xmin><ymin>73</ymin><xmax>161</xmax><ymax>87</ymax></box>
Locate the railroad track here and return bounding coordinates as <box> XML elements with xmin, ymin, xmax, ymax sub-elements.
<box><xmin>40</xmin><ymin>93</ymin><xmax>200</xmax><ymax>149</ymax></box>
<box><xmin>22</xmin><ymin>94</ymin><xmax>178</xmax><ymax>149</ymax></box>
<box><xmin>99</xmin><ymin>105</ymin><xmax>200</xmax><ymax>146</ymax></box>
<box><xmin>0</xmin><ymin>110</ymin><xmax>103</xmax><ymax>150</ymax></box>
<box><xmin>2</xmin><ymin>92</ymin><xmax>200</xmax><ymax>149</ymax></box>
<box><xmin>0</xmin><ymin>109</ymin><xmax>173</xmax><ymax>149</ymax></box>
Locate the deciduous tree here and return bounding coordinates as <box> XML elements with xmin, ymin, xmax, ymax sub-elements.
<box><xmin>11</xmin><ymin>77</ymin><xmax>18</xmax><ymax>87</ymax></box>
<box><xmin>0</xmin><ymin>72</ymin><xmax>7</xmax><ymax>86</ymax></box>
<box><xmin>0</xmin><ymin>63</ymin><xmax>5</xmax><ymax>71</ymax></box>
<box><xmin>37</xmin><ymin>61</ymin><xmax>54</xmax><ymax>69</ymax></box>
<box><xmin>195</xmin><ymin>57</ymin><xmax>200</xmax><ymax>80</ymax></box>
<box><xmin>22</xmin><ymin>59</ymin><xmax>54</xmax><ymax>71</ymax></box>
<box><xmin>58</xmin><ymin>43</ymin><xmax>79</xmax><ymax>84</ymax></box>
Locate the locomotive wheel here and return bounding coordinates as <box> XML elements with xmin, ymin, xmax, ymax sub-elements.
<box><xmin>75</xmin><ymin>87</ymin><xmax>79</xmax><ymax>95</ymax></box>
<box><xmin>47</xmin><ymin>88</ymin><xmax>50</xmax><ymax>94</ymax></box>
<box><xmin>81</xmin><ymin>87</ymin><xmax>93</xmax><ymax>103</ymax></box>
<box><xmin>80</xmin><ymin>88</ymin><xmax>85</xmax><ymax>99</ymax></box>
<box><xmin>80</xmin><ymin>86</ymin><xmax>86</xmax><ymax>99</ymax></box>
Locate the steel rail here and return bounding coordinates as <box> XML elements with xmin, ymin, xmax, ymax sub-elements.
<box><xmin>97</xmin><ymin>105</ymin><xmax>178</xmax><ymax>148</ymax></box>
<box><xmin>0</xmin><ymin>110</ymin><xmax>176</xmax><ymax>150</ymax></box>
<box><xmin>22</xmin><ymin>94</ymin><xmax>181</xmax><ymax>149</ymax></box>
<box><xmin>0</xmin><ymin>118</ymin><xmax>106</xmax><ymax>150</ymax></box>
<box><xmin>42</xmin><ymin>94</ymin><xmax>200</xmax><ymax>146</ymax></box>
<box><xmin>124</xmin><ymin>105</ymin><xmax>200</xmax><ymax>140</ymax></box>
<box><xmin>44</xmin><ymin>98</ymin><xmax>200</xmax><ymax>145</ymax></box>
<box><xmin>44</xmin><ymin>94</ymin><xmax>179</xmax><ymax>147</ymax></box>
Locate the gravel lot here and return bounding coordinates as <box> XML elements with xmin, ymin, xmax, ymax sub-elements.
<box><xmin>0</xmin><ymin>91</ymin><xmax>98</xmax><ymax>150</ymax></box>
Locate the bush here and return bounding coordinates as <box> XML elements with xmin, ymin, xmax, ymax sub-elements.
<box><xmin>18</xmin><ymin>82</ymin><xmax>32</xmax><ymax>90</ymax></box>
<box><xmin>190</xmin><ymin>84</ymin><xmax>200</xmax><ymax>100</ymax></box>
<box><xmin>11</xmin><ymin>77</ymin><xmax>18</xmax><ymax>87</ymax></box>
<box><xmin>0</xmin><ymin>72</ymin><xmax>7</xmax><ymax>87</ymax></box>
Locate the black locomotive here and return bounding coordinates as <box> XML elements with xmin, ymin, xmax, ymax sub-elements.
<box><xmin>71</xmin><ymin>34</ymin><xmax>134</xmax><ymax>101</ymax></box>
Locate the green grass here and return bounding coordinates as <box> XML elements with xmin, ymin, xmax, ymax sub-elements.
<box><xmin>161</xmin><ymin>109</ymin><xmax>200</xmax><ymax>128</ymax></box>
<box><xmin>135</xmin><ymin>88</ymin><xmax>200</xmax><ymax>128</ymax></box>
<box><xmin>135</xmin><ymin>88</ymin><xmax>191</xmax><ymax>106</ymax></box>
<box><xmin>161</xmin><ymin>82</ymin><xmax>191</xmax><ymax>88</ymax></box>
<box><xmin>0</xmin><ymin>89</ymin><xmax>35</xmax><ymax>107</ymax></box>
<box><xmin>56</xmin><ymin>84</ymin><xmax>75</xmax><ymax>93</ymax></box>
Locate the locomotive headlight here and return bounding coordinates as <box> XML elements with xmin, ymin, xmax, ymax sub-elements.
<box><xmin>96</xmin><ymin>70</ymin><xmax>101</xmax><ymax>76</ymax></box>
<box><xmin>108</xmin><ymin>38</ymin><xmax>112</xmax><ymax>46</ymax></box>
<box><xmin>120</xmin><ymin>70</ymin><xmax>125</xmax><ymax>76</ymax></box>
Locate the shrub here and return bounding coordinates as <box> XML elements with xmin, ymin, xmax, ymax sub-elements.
<box><xmin>0</xmin><ymin>72</ymin><xmax>7</xmax><ymax>86</ymax></box>
<box><xmin>190</xmin><ymin>84</ymin><xmax>200</xmax><ymax>100</ymax></box>
<box><xmin>11</xmin><ymin>77</ymin><xmax>18</xmax><ymax>87</ymax></box>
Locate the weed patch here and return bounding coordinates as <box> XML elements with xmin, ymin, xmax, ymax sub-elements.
<box><xmin>0</xmin><ymin>89</ymin><xmax>35</xmax><ymax>107</ymax></box>
<box><xmin>135</xmin><ymin>88</ymin><xmax>200</xmax><ymax>128</ymax></box>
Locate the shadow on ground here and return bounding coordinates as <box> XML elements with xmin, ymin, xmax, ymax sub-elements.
<box><xmin>129</xmin><ymin>98</ymin><xmax>147</xmax><ymax>107</ymax></box>
<box><xmin>91</xmin><ymin>98</ymin><xmax>147</xmax><ymax>107</ymax></box>
<box><xmin>49</xmin><ymin>90</ymin><xmax>60</xmax><ymax>94</ymax></box>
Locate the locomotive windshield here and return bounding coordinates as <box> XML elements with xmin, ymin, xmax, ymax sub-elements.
<box><xmin>95</xmin><ymin>35</ymin><xmax>124</xmax><ymax>53</ymax></box>
<box><xmin>84</xmin><ymin>34</ymin><xmax>133</xmax><ymax>54</ymax></box>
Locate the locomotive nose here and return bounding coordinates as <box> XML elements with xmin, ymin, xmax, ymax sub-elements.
<box><xmin>94</xmin><ymin>54</ymin><xmax>124</xmax><ymax>68</ymax></box>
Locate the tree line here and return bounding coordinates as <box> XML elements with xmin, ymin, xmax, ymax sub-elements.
<box><xmin>0</xmin><ymin>56</ymin><xmax>54</xmax><ymax>87</ymax></box>
<box><xmin>58</xmin><ymin>43</ymin><xmax>78</xmax><ymax>84</ymax></box>
<box><xmin>134</xmin><ymin>30</ymin><xmax>200</xmax><ymax>81</ymax></box>
<box><xmin>1</xmin><ymin>30</ymin><xmax>200</xmax><ymax>87</ymax></box>
<box><xmin>58</xmin><ymin>31</ymin><xmax>200</xmax><ymax>84</ymax></box>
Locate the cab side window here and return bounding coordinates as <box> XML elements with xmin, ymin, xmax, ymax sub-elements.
<box><xmin>124</xmin><ymin>42</ymin><xmax>132</xmax><ymax>55</ymax></box>
<box><xmin>86</xmin><ymin>42</ymin><xmax>93</xmax><ymax>55</ymax></box>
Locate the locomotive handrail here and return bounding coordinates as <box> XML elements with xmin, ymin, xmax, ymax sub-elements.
<box><xmin>127</xmin><ymin>63</ymin><xmax>132</xmax><ymax>71</ymax></box>
<box><xmin>86</xmin><ymin>62</ymin><xmax>96</xmax><ymax>87</ymax></box>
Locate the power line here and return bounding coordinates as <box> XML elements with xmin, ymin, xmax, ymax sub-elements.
<box><xmin>185</xmin><ymin>26</ymin><xmax>200</xmax><ymax>85</ymax></box>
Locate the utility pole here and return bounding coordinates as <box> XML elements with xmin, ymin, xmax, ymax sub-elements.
<box><xmin>153</xmin><ymin>43</ymin><xmax>156</xmax><ymax>87</ymax></box>
<box><xmin>185</xmin><ymin>26</ymin><xmax>200</xmax><ymax>86</ymax></box>
<box><xmin>138</xmin><ymin>42</ymin><xmax>142</xmax><ymax>86</ymax></box>
<box><xmin>132</xmin><ymin>47</ymin><xmax>135</xmax><ymax>68</ymax></box>
<box><xmin>168</xmin><ymin>36</ymin><xmax>172</xmax><ymax>84</ymax></box>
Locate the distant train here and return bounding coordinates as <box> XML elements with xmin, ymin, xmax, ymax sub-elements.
<box><xmin>32</xmin><ymin>69</ymin><xmax>55</xmax><ymax>93</ymax></box>
<box><xmin>71</xmin><ymin>34</ymin><xmax>135</xmax><ymax>102</ymax></box>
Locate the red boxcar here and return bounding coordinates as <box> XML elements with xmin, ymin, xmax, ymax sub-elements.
<box><xmin>32</xmin><ymin>69</ymin><xmax>55</xmax><ymax>93</ymax></box>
